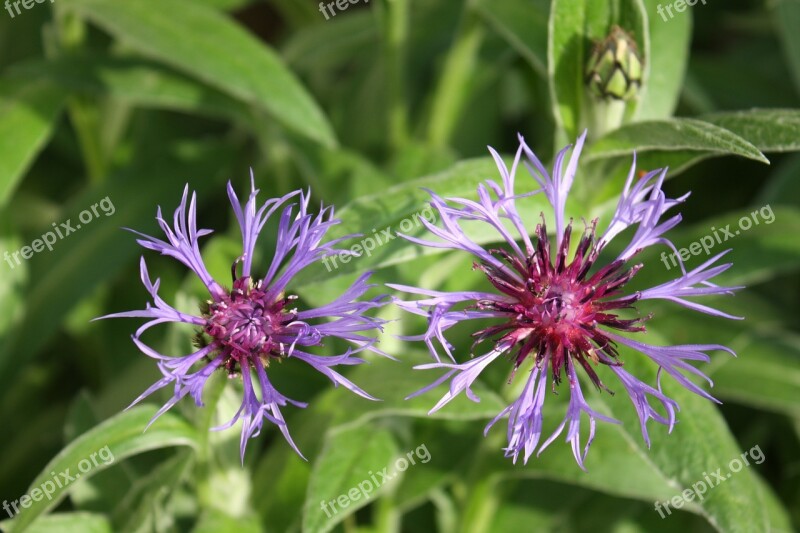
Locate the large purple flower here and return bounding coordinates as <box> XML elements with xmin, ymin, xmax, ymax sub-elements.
<box><xmin>389</xmin><ymin>132</ymin><xmax>740</xmax><ymax>469</ymax></box>
<box><xmin>100</xmin><ymin>177</ymin><xmax>387</xmax><ymax>460</ymax></box>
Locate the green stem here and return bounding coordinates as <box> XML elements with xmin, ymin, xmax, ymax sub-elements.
<box><xmin>426</xmin><ymin>3</ymin><xmax>485</xmax><ymax>148</ymax></box>
<box><xmin>383</xmin><ymin>0</ymin><xmax>410</xmax><ymax>151</ymax></box>
<box><xmin>457</xmin><ymin>425</ymin><xmax>507</xmax><ymax>533</ymax></box>
<box><xmin>51</xmin><ymin>6</ymin><xmax>107</xmax><ymax>183</ymax></box>
<box><xmin>67</xmin><ymin>97</ymin><xmax>108</xmax><ymax>183</ymax></box>
<box><xmin>195</xmin><ymin>372</ymin><xmax>228</xmax><ymax>507</ymax></box>
<box><xmin>458</xmin><ymin>476</ymin><xmax>501</xmax><ymax>533</ymax></box>
<box><xmin>374</xmin><ymin>494</ymin><xmax>401</xmax><ymax>533</ymax></box>
<box><xmin>343</xmin><ymin>514</ymin><xmax>358</xmax><ymax>533</ymax></box>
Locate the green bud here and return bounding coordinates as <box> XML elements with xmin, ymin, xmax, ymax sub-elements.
<box><xmin>586</xmin><ymin>26</ymin><xmax>643</xmax><ymax>101</ymax></box>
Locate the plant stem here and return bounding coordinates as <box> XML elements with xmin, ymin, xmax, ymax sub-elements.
<box><xmin>458</xmin><ymin>475</ymin><xmax>500</xmax><ymax>533</ymax></box>
<box><xmin>457</xmin><ymin>429</ymin><xmax>505</xmax><ymax>533</ymax></box>
<box><xmin>383</xmin><ymin>0</ymin><xmax>410</xmax><ymax>151</ymax></box>
<box><xmin>427</xmin><ymin>2</ymin><xmax>485</xmax><ymax>148</ymax></box>
<box><xmin>195</xmin><ymin>372</ymin><xmax>228</xmax><ymax>508</ymax></box>
<box><xmin>50</xmin><ymin>6</ymin><xmax>107</xmax><ymax>183</ymax></box>
<box><xmin>68</xmin><ymin>97</ymin><xmax>108</xmax><ymax>183</ymax></box>
<box><xmin>374</xmin><ymin>494</ymin><xmax>401</xmax><ymax>533</ymax></box>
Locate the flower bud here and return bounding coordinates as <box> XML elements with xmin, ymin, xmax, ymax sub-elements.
<box><xmin>585</xmin><ymin>26</ymin><xmax>643</xmax><ymax>101</ymax></box>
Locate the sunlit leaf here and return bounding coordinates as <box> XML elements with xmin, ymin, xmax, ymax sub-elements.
<box><xmin>701</xmin><ymin>109</ymin><xmax>800</xmax><ymax>153</ymax></box>
<box><xmin>65</xmin><ymin>0</ymin><xmax>336</xmax><ymax>146</ymax></box>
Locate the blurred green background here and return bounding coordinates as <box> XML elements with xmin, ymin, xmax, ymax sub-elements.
<box><xmin>1</xmin><ymin>0</ymin><xmax>799</xmax><ymax>532</ymax></box>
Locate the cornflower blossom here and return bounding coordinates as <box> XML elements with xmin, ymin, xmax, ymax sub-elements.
<box><xmin>99</xmin><ymin>177</ymin><xmax>387</xmax><ymax>460</ymax></box>
<box><xmin>389</xmin><ymin>132</ymin><xmax>740</xmax><ymax>469</ymax></box>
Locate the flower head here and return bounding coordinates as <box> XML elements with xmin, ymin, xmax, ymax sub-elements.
<box><xmin>390</xmin><ymin>132</ymin><xmax>740</xmax><ymax>469</ymax></box>
<box><xmin>100</xmin><ymin>176</ymin><xmax>387</xmax><ymax>460</ymax></box>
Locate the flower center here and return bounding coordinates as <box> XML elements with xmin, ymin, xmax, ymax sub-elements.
<box><xmin>202</xmin><ymin>274</ymin><xmax>297</xmax><ymax>373</ymax></box>
<box><xmin>533</xmin><ymin>281</ymin><xmax>585</xmax><ymax>324</ymax></box>
<box><xmin>475</xmin><ymin>218</ymin><xmax>645</xmax><ymax>389</ymax></box>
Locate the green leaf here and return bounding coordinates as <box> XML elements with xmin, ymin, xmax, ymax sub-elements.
<box><xmin>0</xmin><ymin>79</ymin><xmax>65</xmax><ymax>207</ymax></box>
<box><xmin>548</xmin><ymin>0</ymin><xmax>648</xmax><ymax>140</ymax></box>
<box><xmin>581</xmin><ymin>118</ymin><xmax>772</xmax><ymax>196</ymax></box>
<box><xmin>2</xmin><ymin>513</ymin><xmax>113</xmax><ymax>533</ymax></box>
<box><xmin>586</xmin><ymin>118</ymin><xmax>769</xmax><ymax>163</ymax></box>
<box><xmin>636</xmin><ymin>0</ymin><xmax>691</xmax><ymax>120</ymax></box>
<box><xmin>474</xmin><ymin>0</ymin><xmax>549</xmax><ymax>74</ymax></box>
<box><xmin>585</xmin><ymin>151</ymin><xmax>712</xmax><ymax>199</ymax></box>
<box><xmin>700</xmin><ymin>109</ymin><xmax>800</xmax><ymax>153</ymax></box>
<box><xmin>548</xmin><ymin>0</ymin><xmax>594</xmax><ymax>140</ymax></box>
<box><xmin>65</xmin><ymin>0</ymin><xmax>336</xmax><ymax>147</ymax></box>
<box><xmin>8</xmin><ymin>56</ymin><xmax>253</xmax><ymax>124</ymax></box>
<box><xmin>302</xmin><ymin>424</ymin><xmax>400</xmax><ymax>533</ymax></box>
<box><xmin>6</xmin><ymin>405</ymin><xmax>198</xmax><ymax>533</ymax></box>
<box><xmin>604</xmin><ymin>332</ymin><xmax>790</xmax><ymax>532</ymax></box>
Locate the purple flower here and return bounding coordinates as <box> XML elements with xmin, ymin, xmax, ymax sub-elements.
<box><xmin>100</xmin><ymin>176</ymin><xmax>387</xmax><ymax>460</ymax></box>
<box><xmin>390</xmin><ymin>132</ymin><xmax>740</xmax><ymax>469</ymax></box>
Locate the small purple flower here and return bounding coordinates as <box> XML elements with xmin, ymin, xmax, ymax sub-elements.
<box><xmin>100</xmin><ymin>176</ymin><xmax>387</xmax><ymax>460</ymax></box>
<box><xmin>390</xmin><ymin>132</ymin><xmax>740</xmax><ymax>469</ymax></box>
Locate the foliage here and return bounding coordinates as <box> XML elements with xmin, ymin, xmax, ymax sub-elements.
<box><xmin>1</xmin><ymin>1</ymin><xmax>799</xmax><ymax>532</ymax></box>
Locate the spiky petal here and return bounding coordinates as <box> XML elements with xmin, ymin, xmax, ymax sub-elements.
<box><xmin>99</xmin><ymin>174</ymin><xmax>387</xmax><ymax>460</ymax></box>
<box><xmin>392</xmin><ymin>132</ymin><xmax>739</xmax><ymax>468</ymax></box>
